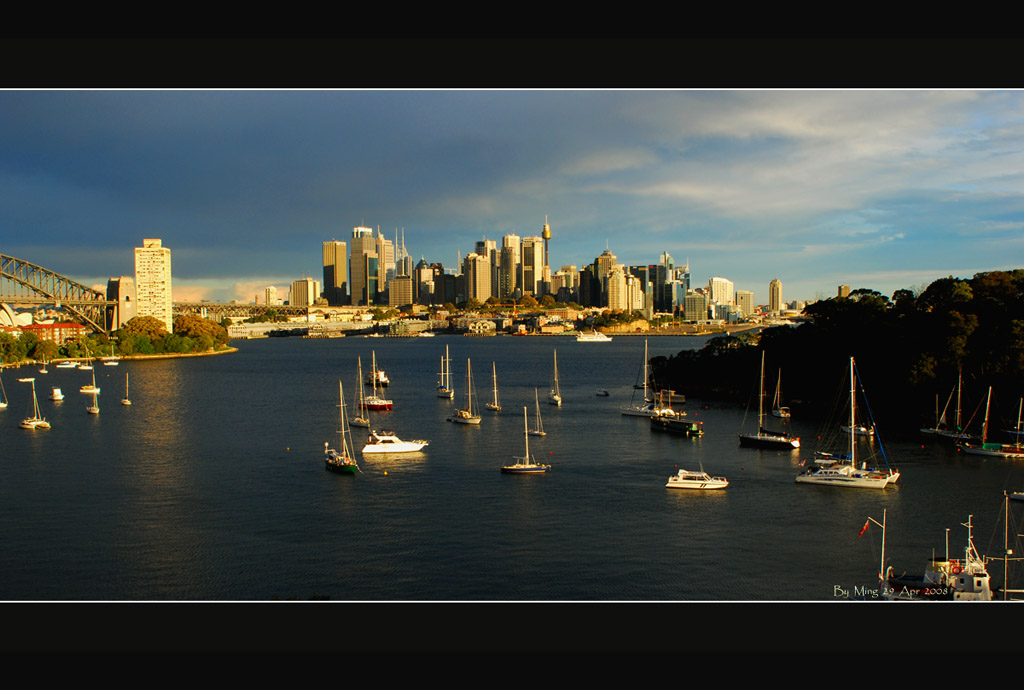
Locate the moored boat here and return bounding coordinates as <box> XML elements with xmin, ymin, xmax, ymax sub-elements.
<box><xmin>325</xmin><ymin>380</ymin><xmax>359</xmax><ymax>474</ymax></box>
<box><xmin>361</xmin><ymin>429</ymin><xmax>428</xmax><ymax>454</ymax></box>
<box><xmin>739</xmin><ymin>351</ymin><xmax>800</xmax><ymax>450</ymax></box>
<box><xmin>665</xmin><ymin>466</ymin><xmax>728</xmax><ymax>490</ymax></box>
<box><xmin>447</xmin><ymin>358</ymin><xmax>482</xmax><ymax>425</ymax></box>
<box><xmin>650</xmin><ymin>414</ymin><xmax>704</xmax><ymax>437</ymax></box>
<box><xmin>576</xmin><ymin>330</ymin><xmax>612</xmax><ymax>342</ymax></box>
<box><xmin>501</xmin><ymin>406</ymin><xmax>551</xmax><ymax>474</ymax></box>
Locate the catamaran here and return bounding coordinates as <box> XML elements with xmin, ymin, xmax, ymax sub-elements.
<box><xmin>447</xmin><ymin>359</ymin><xmax>482</xmax><ymax>425</ymax></box>
<box><xmin>18</xmin><ymin>378</ymin><xmax>50</xmax><ymax>429</ymax></box>
<box><xmin>325</xmin><ymin>380</ymin><xmax>359</xmax><ymax>474</ymax></box>
<box><xmin>739</xmin><ymin>351</ymin><xmax>800</xmax><ymax>449</ymax></box>
<box><xmin>795</xmin><ymin>357</ymin><xmax>900</xmax><ymax>488</ymax></box>
<box><xmin>501</xmin><ymin>406</ymin><xmax>551</xmax><ymax>474</ymax></box>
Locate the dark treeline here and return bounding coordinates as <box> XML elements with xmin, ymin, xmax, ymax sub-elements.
<box><xmin>650</xmin><ymin>270</ymin><xmax>1024</xmax><ymax>433</ymax></box>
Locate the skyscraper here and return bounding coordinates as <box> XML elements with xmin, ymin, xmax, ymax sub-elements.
<box><xmin>521</xmin><ymin>236</ymin><xmax>544</xmax><ymax>296</ymax></box>
<box><xmin>322</xmin><ymin>240</ymin><xmax>348</xmax><ymax>306</ymax></box>
<box><xmin>769</xmin><ymin>278</ymin><xmax>783</xmax><ymax>314</ymax></box>
<box><xmin>134</xmin><ymin>238</ymin><xmax>173</xmax><ymax>333</ymax></box>
<box><xmin>708</xmin><ymin>277</ymin><xmax>734</xmax><ymax>306</ymax></box>
<box><xmin>290</xmin><ymin>278</ymin><xmax>319</xmax><ymax>307</ymax></box>
<box><xmin>350</xmin><ymin>227</ymin><xmax>376</xmax><ymax>306</ymax></box>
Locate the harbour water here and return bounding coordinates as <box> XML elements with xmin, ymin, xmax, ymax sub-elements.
<box><xmin>3</xmin><ymin>334</ymin><xmax>1023</xmax><ymax>602</ymax></box>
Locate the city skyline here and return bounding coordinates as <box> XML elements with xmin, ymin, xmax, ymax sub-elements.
<box><xmin>3</xmin><ymin>90</ymin><xmax>1023</xmax><ymax>304</ymax></box>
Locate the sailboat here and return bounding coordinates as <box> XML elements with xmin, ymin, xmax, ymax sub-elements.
<box><xmin>529</xmin><ymin>388</ymin><xmax>547</xmax><ymax>436</ymax></box>
<box><xmin>325</xmin><ymin>380</ymin><xmax>359</xmax><ymax>474</ymax></box>
<box><xmin>103</xmin><ymin>344</ymin><xmax>119</xmax><ymax>366</ymax></box>
<box><xmin>362</xmin><ymin>351</ymin><xmax>393</xmax><ymax>411</ymax></box>
<box><xmin>738</xmin><ymin>351</ymin><xmax>800</xmax><ymax>449</ymax></box>
<box><xmin>770</xmin><ymin>370</ymin><xmax>790</xmax><ymax>418</ymax></box>
<box><xmin>121</xmin><ymin>372</ymin><xmax>132</xmax><ymax>406</ymax></box>
<box><xmin>0</xmin><ymin>371</ymin><xmax>7</xmax><ymax>409</ymax></box>
<box><xmin>38</xmin><ymin>359</ymin><xmax>48</xmax><ymax>374</ymax></box>
<box><xmin>79</xmin><ymin>368</ymin><xmax>101</xmax><ymax>394</ymax></box>
<box><xmin>795</xmin><ymin>357</ymin><xmax>900</xmax><ymax>488</ymax></box>
<box><xmin>365</xmin><ymin>352</ymin><xmax>389</xmax><ymax>387</ymax></box>
<box><xmin>958</xmin><ymin>388</ymin><xmax>1024</xmax><ymax>458</ymax></box>
<box><xmin>447</xmin><ymin>358</ymin><xmax>482</xmax><ymax>424</ymax></box>
<box><xmin>86</xmin><ymin>389</ymin><xmax>99</xmax><ymax>415</ymax></box>
<box><xmin>920</xmin><ymin>370</ymin><xmax>971</xmax><ymax>441</ymax></box>
<box><xmin>501</xmin><ymin>406</ymin><xmax>551</xmax><ymax>474</ymax></box>
<box><xmin>621</xmin><ymin>339</ymin><xmax>659</xmax><ymax>417</ymax></box>
<box><xmin>18</xmin><ymin>378</ymin><xmax>50</xmax><ymax>429</ymax></box>
<box><xmin>548</xmin><ymin>349</ymin><xmax>562</xmax><ymax>406</ymax></box>
<box><xmin>351</xmin><ymin>358</ymin><xmax>371</xmax><ymax>427</ymax></box>
<box><xmin>485</xmin><ymin>361</ymin><xmax>501</xmax><ymax>412</ymax></box>
<box><xmin>437</xmin><ymin>345</ymin><xmax>454</xmax><ymax>399</ymax></box>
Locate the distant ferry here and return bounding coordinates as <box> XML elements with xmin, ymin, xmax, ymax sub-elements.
<box><xmin>576</xmin><ymin>330</ymin><xmax>612</xmax><ymax>343</ymax></box>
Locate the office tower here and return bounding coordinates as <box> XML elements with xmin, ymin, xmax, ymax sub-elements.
<box><xmin>769</xmin><ymin>278</ymin><xmax>783</xmax><ymax>314</ymax></box>
<box><xmin>475</xmin><ymin>238</ymin><xmax>498</xmax><ymax>300</ymax></box>
<box><xmin>265</xmin><ymin>285</ymin><xmax>279</xmax><ymax>306</ymax></box>
<box><xmin>134</xmin><ymin>238</ymin><xmax>173</xmax><ymax>333</ymax></box>
<box><xmin>736</xmin><ymin>290</ymin><xmax>755</xmax><ymax>317</ymax></box>
<box><xmin>106</xmin><ymin>276</ymin><xmax>136</xmax><ymax>331</ymax></box>
<box><xmin>462</xmin><ymin>252</ymin><xmax>492</xmax><ymax>302</ymax></box>
<box><xmin>350</xmin><ymin>227</ymin><xmax>376</xmax><ymax>306</ymax></box>
<box><xmin>389</xmin><ymin>275</ymin><xmax>413</xmax><ymax>307</ymax></box>
<box><xmin>684</xmin><ymin>290</ymin><xmax>709</xmax><ymax>321</ymax></box>
<box><xmin>290</xmin><ymin>277</ymin><xmax>319</xmax><ymax>307</ymax></box>
<box><xmin>498</xmin><ymin>246</ymin><xmax>517</xmax><ymax>300</ymax></box>
<box><xmin>501</xmin><ymin>234</ymin><xmax>521</xmax><ymax>295</ymax></box>
<box><xmin>605</xmin><ymin>266</ymin><xmax>628</xmax><ymax>310</ymax></box>
<box><xmin>322</xmin><ymin>240</ymin><xmax>348</xmax><ymax>306</ymax></box>
<box><xmin>521</xmin><ymin>236</ymin><xmax>544</xmax><ymax>296</ymax></box>
<box><xmin>708</xmin><ymin>277</ymin><xmax>734</xmax><ymax>306</ymax></box>
<box><xmin>659</xmin><ymin>251</ymin><xmax>674</xmax><ymax>270</ymax></box>
<box><xmin>375</xmin><ymin>230</ymin><xmax>395</xmax><ymax>303</ymax></box>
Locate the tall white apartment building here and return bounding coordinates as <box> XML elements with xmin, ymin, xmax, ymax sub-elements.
<box><xmin>134</xmin><ymin>238</ymin><xmax>173</xmax><ymax>333</ymax></box>
<box><xmin>708</xmin><ymin>276</ymin><xmax>734</xmax><ymax>306</ymax></box>
<box><xmin>769</xmin><ymin>278</ymin><xmax>783</xmax><ymax>314</ymax></box>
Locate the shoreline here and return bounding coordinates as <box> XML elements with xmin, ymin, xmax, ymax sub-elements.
<box><xmin>3</xmin><ymin>346</ymin><xmax>238</xmax><ymax>369</ymax></box>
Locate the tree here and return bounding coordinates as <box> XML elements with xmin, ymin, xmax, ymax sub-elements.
<box><xmin>122</xmin><ymin>316</ymin><xmax>168</xmax><ymax>339</ymax></box>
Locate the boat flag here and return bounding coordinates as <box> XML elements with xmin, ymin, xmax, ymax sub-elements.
<box><xmin>857</xmin><ymin>520</ymin><xmax>870</xmax><ymax>538</ymax></box>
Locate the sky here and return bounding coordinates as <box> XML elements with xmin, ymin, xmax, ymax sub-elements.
<box><xmin>2</xmin><ymin>89</ymin><xmax>1023</xmax><ymax>305</ymax></box>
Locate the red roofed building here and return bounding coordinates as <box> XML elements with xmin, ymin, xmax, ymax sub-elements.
<box><xmin>20</xmin><ymin>322</ymin><xmax>89</xmax><ymax>344</ymax></box>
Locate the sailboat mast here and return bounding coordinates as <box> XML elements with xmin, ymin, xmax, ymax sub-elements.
<box><xmin>850</xmin><ymin>357</ymin><xmax>856</xmax><ymax>464</ymax></box>
<box><xmin>1017</xmin><ymin>398</ymin><xmax>1023</xmax><ymax>451</ymax></box>
<box><xmin>524</xmin><ymin>406</ymin><xmax>529</xmax><ymax>459</ymax></box>
<box><xmin>758</xmin><ymin>351</ymin><xmax>765</xmax><ymax>428</ymax></box>
<box><xmin>956</xmin><ymin>368</ymin><xmax>963</xmax><ymax>432</ymax></box>
<box><xmin>982</xmin><ymin>387</ymin><xmax>992</xmax><ymax>444</ymax></box>
<box><xmin>643</xmin><ymin>339</ymin><xmax>648</xmax><ymax>401</ymax></box>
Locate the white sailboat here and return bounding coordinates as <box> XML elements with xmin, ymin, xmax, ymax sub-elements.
<box><xmin>79</xmin><ymin>368</ymin><xmax>101</xmax><ymax>395</ymax></box>
<box><xmin>18</xmin><ymin>377</ymin><xmax>50</xmax><ymax>429</ymax></box>
<box><xmin>86</xmin><ymin>389</ymin><xmax>99</xmax><ymax>415</ymax></box>
<box><xmin>920</xmin><ymin>370</ymin><xmax>971</xmax><ymax>441</ymax></box>
<box><xmin>447</xmin><ymin>358</ymin><xmax>482</xmax><ymax>425</ymax></box>
<box><xmin>362</xmin><ymin>351</ymin><xmax>393</xmax><ymax>411</ymax></box>
<box><xmin>501</xmin><ymin>406</ymin><xmax>551</xmax><ymax>474</ymax></box>
<box><xmin>548</xmin><ymin>349</ymin><xmax>562</xmax><ymax>406</ymax></box>
<box><xmin>325</xmin><ymin>380</ymin><xmax>359</xmax><ymax>474</ymax></box>
<box><xmin>485</xmin><ymin>361</ymin><xmax>501</xmax><ymax>412</ymax></box>
<box><xmin>351</xmin><ymin>357</ymin><xmax>370</xmax><ymax>427</ymax></box>
<box><xmin>739</xmin><ymin>351</ymin><xmax>800</xmax><ymax>449</ymax></box>
<box><xmin>770</xmin><ymin>370</ymin><xmax>790</xmax><ymax>418</ymax></box>
<box><xmin>529</xmin><ymin>388</ymin><xmax>547</xmax><ymax>436</ymax></box>
<box><xmin>795</xmin><ymin>357</ymin><xmax>900</xmax><ymax>488</ymax></box>
<box><xmin>958</xmin><ymin>388</ymin><xmax>1024</xmax><ymax>458</ymax></box>
<box><xmin>437</xmin><ymin>344</ymin><xmax>454</xmax><ymax>399</ymax></box>
<box><xmin>0</xmin><ymin>371</ymin><xmax>7</xmax><ymax>409</ymax></box>
<box><xmin>621</xmin><ymin>339</ymin><xmax>655</xmax><ymax>417</ymax></box>
<box><xmin>121</xmin><ymin>372</ymin><xmax>132</xmax><ymax>406</ymax></box>
<box><xmin>103</xmin><ymin>344</ymin><xmax>119</xmax><ymax>366</ymax></box>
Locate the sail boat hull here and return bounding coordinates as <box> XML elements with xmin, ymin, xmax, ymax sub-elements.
<box><xmin>447</xmin><ymin>358</ymin><xmax>482</xmax><ymax>424</ymax></box>
<box><xmin>502</xmin><ymin>406</ymin><xmax>550</xmax><ymax>473</ymax></box>
<box><xmin>738</xmin><ymin>432</ymin><xmax>799</xmax><ymax>449</ymax></box>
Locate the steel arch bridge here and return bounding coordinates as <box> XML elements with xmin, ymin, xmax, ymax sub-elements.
<box><xmin>0</xmin><ymin>253</ymin><xmax>112</xmax><ymax>334</ymax></box>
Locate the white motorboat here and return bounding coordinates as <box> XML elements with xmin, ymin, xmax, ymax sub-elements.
<box><xmin>665</xmin><ymin>466</ymin><xmax>728</xmax><ymax>490</ymax></box>
<box><xmin>447</xmin><ymin>358</ymin><xmax>482</xmax><ymax>425</ymax></box>
<box><xmin>739</xmin><ymin>351</ymin><xmax>800</xmax><ymax>450</ymax></box>
<box><xmin>576</xmin><ymin>330</ymin><xmax>612</xmax><ymax>342</ymax></box>
<box><xmin>548</xmin><ymin>349</ymin><xmax>562</xmax><ymax>406</ymax></box>
<box><xmin>437</xmin><ymin>344</ymin><xmax>454</xmax><ymax>399</ymax></box>
<box><xmin>795</xmin><ymin>357</ymin><xmax>899</xmax><ymax>489</ymax></box>
<box><xmin>325</xmin><ymin>380</ymin><xmax>359</xmax><ymax>474</ymax></box>
<box><xmin>18</xmin><ymin>378</ymin><xmax>50</xmax><ymax>429</ymax></box>
<box><xmin>56</xmin><ymin>361</ymin><xmax>77</xmax><ymax>369</ymax></box>
<box><xmin>485</xmin><ymin>361</ymin><xmax>501</xmax><ymax>412</ymax></box>
<box><xmin>361</xmin><ymin>429</ymin><xmax>428</xmax><ymax>454</ymax></box>
<box><xmin>501</xmin><ymin>406</ymin><xmax>551</xmax><ymax>474</ymax></box>
<box><xmin>50</xmin><ymin>387</ymin><xmax>64</xmax><ymax>402</ymax></box>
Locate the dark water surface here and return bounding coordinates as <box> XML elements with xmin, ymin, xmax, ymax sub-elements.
<box><xmin>3</xmin><ymin>334</ymin><xmax>1023</xmax><ymax>601</ymax></box>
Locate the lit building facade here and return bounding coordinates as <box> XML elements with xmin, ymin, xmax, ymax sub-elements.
<box><xmin>134</xmin><ymin>238</ymin><xmax>173</xmax><ymax>333</ymax></box>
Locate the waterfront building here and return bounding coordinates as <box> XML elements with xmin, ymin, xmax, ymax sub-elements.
<box><xmin>769</xmin><ymin>278</ymin><xmax>783</xmax><ymax>314</ymax></box>
<box><xmin>134</xmin><ymin>238</ymin><xmax>173</xmax><ymax>333</ymax></box>
<box><xmin>20</xmin><ymin>321</ymin><xmax>89</xmax><ymax>344</ymax></box>
<box><xmin>322</xmin><ymin>240</ymin><xmax>348</xmax><ymax>306</ymax></box>
<box><xmin>106</xmin><ymin>276</ymin><xmax>136</xmax><ymax>331</ymax></box>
